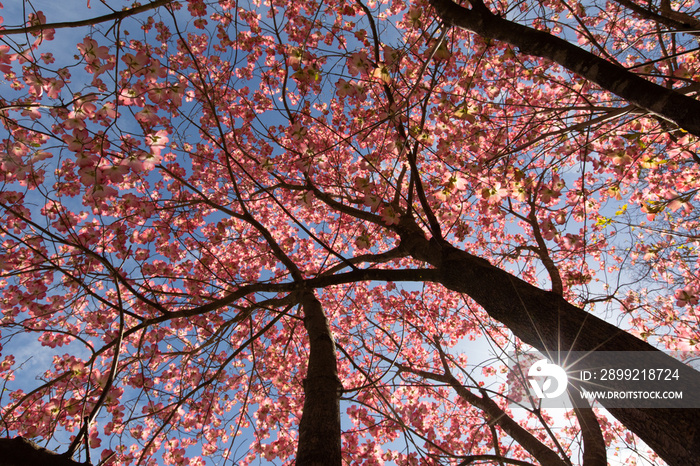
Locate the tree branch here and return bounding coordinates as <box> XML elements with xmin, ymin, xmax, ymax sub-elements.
<box><xmin>0</xmin><ymin>0</ymin><xmax>173</xmax><ymax>36</ymax></box>
<box><xmin>429</xmin><ymin>0</ymin><xmax>700</xmax><ymax>136</ymax></box>
<box><xmin>571</xmin><ymin>399</ymin><xmax>607</xmax><ymax>466</ymax></box>
<box><xmin>395</xmin><ymin>361</ymin><xmax>568</xmax><ymax>466</ymax></box>
<box><xmin>612</xmin><ymin>0</ymin><xmax>700</xmax><ymax>32</ymax></box>
<box><xmin>395</xmin><ymin>215</ymin><xmax>700</xmax><ymax>466</ymax></box>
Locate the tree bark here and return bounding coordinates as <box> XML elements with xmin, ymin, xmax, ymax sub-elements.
<box><xmin>397</xmin><ymin>217</ymin><xmax>700</xmax><ymax>466</ymax></box>
<box><xmin>571</xmin><ymin>402</ymin><xmax>607</xmax><ymax>466</ymax></box>
<box><xmin>611</xmin><ymin>0</ymin><xmax>700</xmax><ymax>33</ymax></box>
<box><xmin>429</xmin><ymin>0</ymin><xmax>700</xmax><ymax>136</ymax></box>
<box><xmin>0</xmin><ymin>437</ymin><xmax>91</xmax><ymax>466</ymax></box>
<box><xmin>295</xmin><ymin>291</ymin><xmax>343</xmax><ymax>465</ymax></box>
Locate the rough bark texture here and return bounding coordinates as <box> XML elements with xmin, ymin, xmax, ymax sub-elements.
<box><xmin>0</xmin><ymin>437</ymin><xmax>91</xmax><ymax>466</ymax></box>
<box><xmin>572</xmin><ymin>403</ymin><xmax>607</xmax><ymax>466</ymax></box>
<box><xmin>295</xmin><ymin>292</ymin><xmax>343</xmax><ymax>466</ymax></box>
<box><xmin>429</xmin><ymin>0</ymin><xmax>700</xmax><ymax>136</ymax></box>
<box><xmin>397</xmin><ymin>217</ymin><xmax>700</xmax><ymax>466</ymax></box>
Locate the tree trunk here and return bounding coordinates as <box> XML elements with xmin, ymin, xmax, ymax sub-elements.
<box><xmin>397</xmin><ymin>217</ymin><xmax>700</xmax><ymax>466</ymax></box>
<box><xmin>295</xmin><ymin>291</ymin><xmax>343</xmax><ymax>465</ymax></box>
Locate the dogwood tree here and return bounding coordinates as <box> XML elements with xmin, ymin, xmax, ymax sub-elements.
<box><xmin>1</xmin><ymin>0</ymin><xmax>699</xmax><ymax>464</ymax></box>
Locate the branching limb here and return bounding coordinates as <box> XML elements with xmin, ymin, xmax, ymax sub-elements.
<box><xmin>429</xmin><ymin>0</ymin><xmax>700</xmax><ymax>136</ymax></box>
<box><xmin>0</xmin><ymin>0</ymin><xmax>173</xmax><ymax>36</ymax></box>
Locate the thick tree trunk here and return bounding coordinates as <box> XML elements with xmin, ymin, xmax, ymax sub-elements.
<box><xmin>0</xmin><ymin>437</ymin><xmax>91</xmax><ymax>466</ymax></box>
<box><xmin>429</xmin><ymin>0</ymin><xmax>700</xmax><ymax>136</ymax></box>
<box><xmin>397</xmin><ymin>217</ymin><xmax>700</xmax><ymax>466</ymax></box>
<box><xmin>295</xmin><ymin>291</ymin><xmax>343</xmax><ymax>465</ymax></box>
